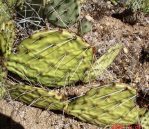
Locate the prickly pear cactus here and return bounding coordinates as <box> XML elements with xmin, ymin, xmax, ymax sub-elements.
<box><xmin>1</xmin><ymin>1</ymin><xmax>147</xmax><ymax>128</ymax></box>
<box><xmin>6</xmin><ymin>29</ymin><xmax>122</xmax><ymax>87</ymax></box>
<box><xmin>6</xmin><ymin>29</ymin><xmax>94</xmax><ymax>87</ymax></box>
<box><xmin>66</xmin><ymin>83</ymin><xmax>147</xmax><ymax>126</ymax></box>
<box><xmin>7</xmin><ymin>83</ymin><xmax>66</xmax><ymax>110</ymax></box>
<box><xmin>44</xmin><ymin>0</ymin><xmax>80</xmax><ymax>27</ymax></box>
<box><xmin>5</xmin><ymin>82</ymin><xmax>147</xmax><ymax>126</ymax></box>
<box><xmin>84</xmin><ymin>44</ymin><xmax>122</xmax><ymax>82</ymax></box>
<box><xmin>78</xmin><ymin>17</ymin><xmax>92</xmax><ymax>36</ymax></box>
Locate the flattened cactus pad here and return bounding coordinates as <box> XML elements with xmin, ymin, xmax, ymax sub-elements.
<box><xmin>78</xmin><ymin>17</ymin><xmax>92</xmax><ymax>36</ymax></box>
<box><xmin>44</xmin><ymin>0</ymin><xmax>80</xmax><ymax>27</ymax></box>
<box><xmin>7</xmin><ymin>30</ymin><xmax>94</xmax><ymax>87</ymax></box>
<box><xmin>66</xmin><ymin>83</ymin><xmax>146</xmax><ymax>126</ymax></box>
<box><xmin>3</xmin><ymin>82</ymin><xmax>146</xmax><ymax>126</ymax></box>
<box><xmin>9</xmin><ymin>84</ymin><xmax>66</xmax><ymax>110</ymax></box>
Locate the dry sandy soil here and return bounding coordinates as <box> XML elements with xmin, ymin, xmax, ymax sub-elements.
<box><xmin>0</xmin><ymin>1</ymin><xmax>149</xmax><ymax>129</ymax></box>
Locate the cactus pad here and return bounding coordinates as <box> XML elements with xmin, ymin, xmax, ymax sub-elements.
<box><xmin>6</xmin><ymin>29</ymin><xmax>122</xmax><ymax>87</ymax></box>
<box><xmin>7</xmin><ymin>83</ymin><xmax>146</xmax><ymax>126</ymax></box>
<box><xmin>66</xmin><ymin>83</ymin><xmax>146</xmax><ymax>126</ymax></box>
<box><xmin>44</xmin><ymin>0</ymin><xmax>80</xmax><ymax>27</ymax></box>
<box><xmin>84</xmin><ymin>44</ymin><xmax>122</xmax><ymax>82</ymax></box>
<box><xmin>78</xmin><ymin>17</ymin><xmax>92</xmax><ymax>36</ymax></box>
<box><xmin>7</xmin><ymin>30</ymin><xmax>94</xmax><ymax>87</ymax></box>
<box><xmin>8</xmin><ymin>83</ymin><xmax>66</xmax><ymax>110</ymax></box>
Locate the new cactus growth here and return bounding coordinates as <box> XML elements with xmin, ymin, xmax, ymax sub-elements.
<box><xmin>78</xmin><ymin>17</ymin><xmax>92</xmax><ymax>36</ymax></box>
<box><xmin>6</xmin><ymin>29</ymin><xmax>122</xmax><ymax>87</ymax></box>
<box><xmin>44</xmin><ymin>0</ymin><xmax>80</xmax><ymax>27</ymax></box>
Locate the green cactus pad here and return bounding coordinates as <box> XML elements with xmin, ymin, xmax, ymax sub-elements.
<box><xmin>3</xmin><ymin>82</ymin><xmax>146</xmax><ymax>126</ymax></box>
<box><xmin>8</xmin><ymin>83</ymin><xmax>67</xmax><ymax>110</ymax></box>
<box><xmin>44</xmin><ymin>0</ymin><xmax>80</xmax><ymax>27</ymax></box>
<box><xmin>66</xmin><ymin>83</ymin><xmax>146</xmax><ymax>126</ymax></box>
<box><xmin>78</xmin><ymin>17</ymin><xmax>92</xmax><ymax>36</ymax></box>
<box><xmin>6</xmin><ymin>29</ymin><xmax>122</xmax><ymax>87</ymax></box>
<box><xmin>140</xmin><ymin>111</ymin><xmax>149</xmax><ymax>129</ymax></box>
<box><xmin>7</xmin><ymin>29</ymin><xmax>94</xmax><ymax>87</ymax></box>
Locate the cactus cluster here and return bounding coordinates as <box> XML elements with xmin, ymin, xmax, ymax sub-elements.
<box><xmin>66</xmin><ymin>83</ymin><xmax>146</xmax><ymax>126</ymax></box>
<box><xmin>15</xmin><ymin>0</ymin><xmax>80</xmax><ymax>28</ymax></box>
<box><xmin>0</xmin><ymin>0</ymin><xmax>148</xmax><ymax>128</ymax></box>
<box><xmin>4</xmin><ymin>82</ymin><xmax>147</xmax><ymax>126</ymax></box>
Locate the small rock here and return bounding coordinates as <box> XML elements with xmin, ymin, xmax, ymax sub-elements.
<box><xmin>123</xmin><ymin>47</ymin><xmax>129</xmax><ymax>54</ymax></box>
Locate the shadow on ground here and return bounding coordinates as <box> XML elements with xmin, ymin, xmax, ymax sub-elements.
<box><xmin>0</xmin><ymin>113</ymin><xmax>24</xmax><ymax>129</ymax></box>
